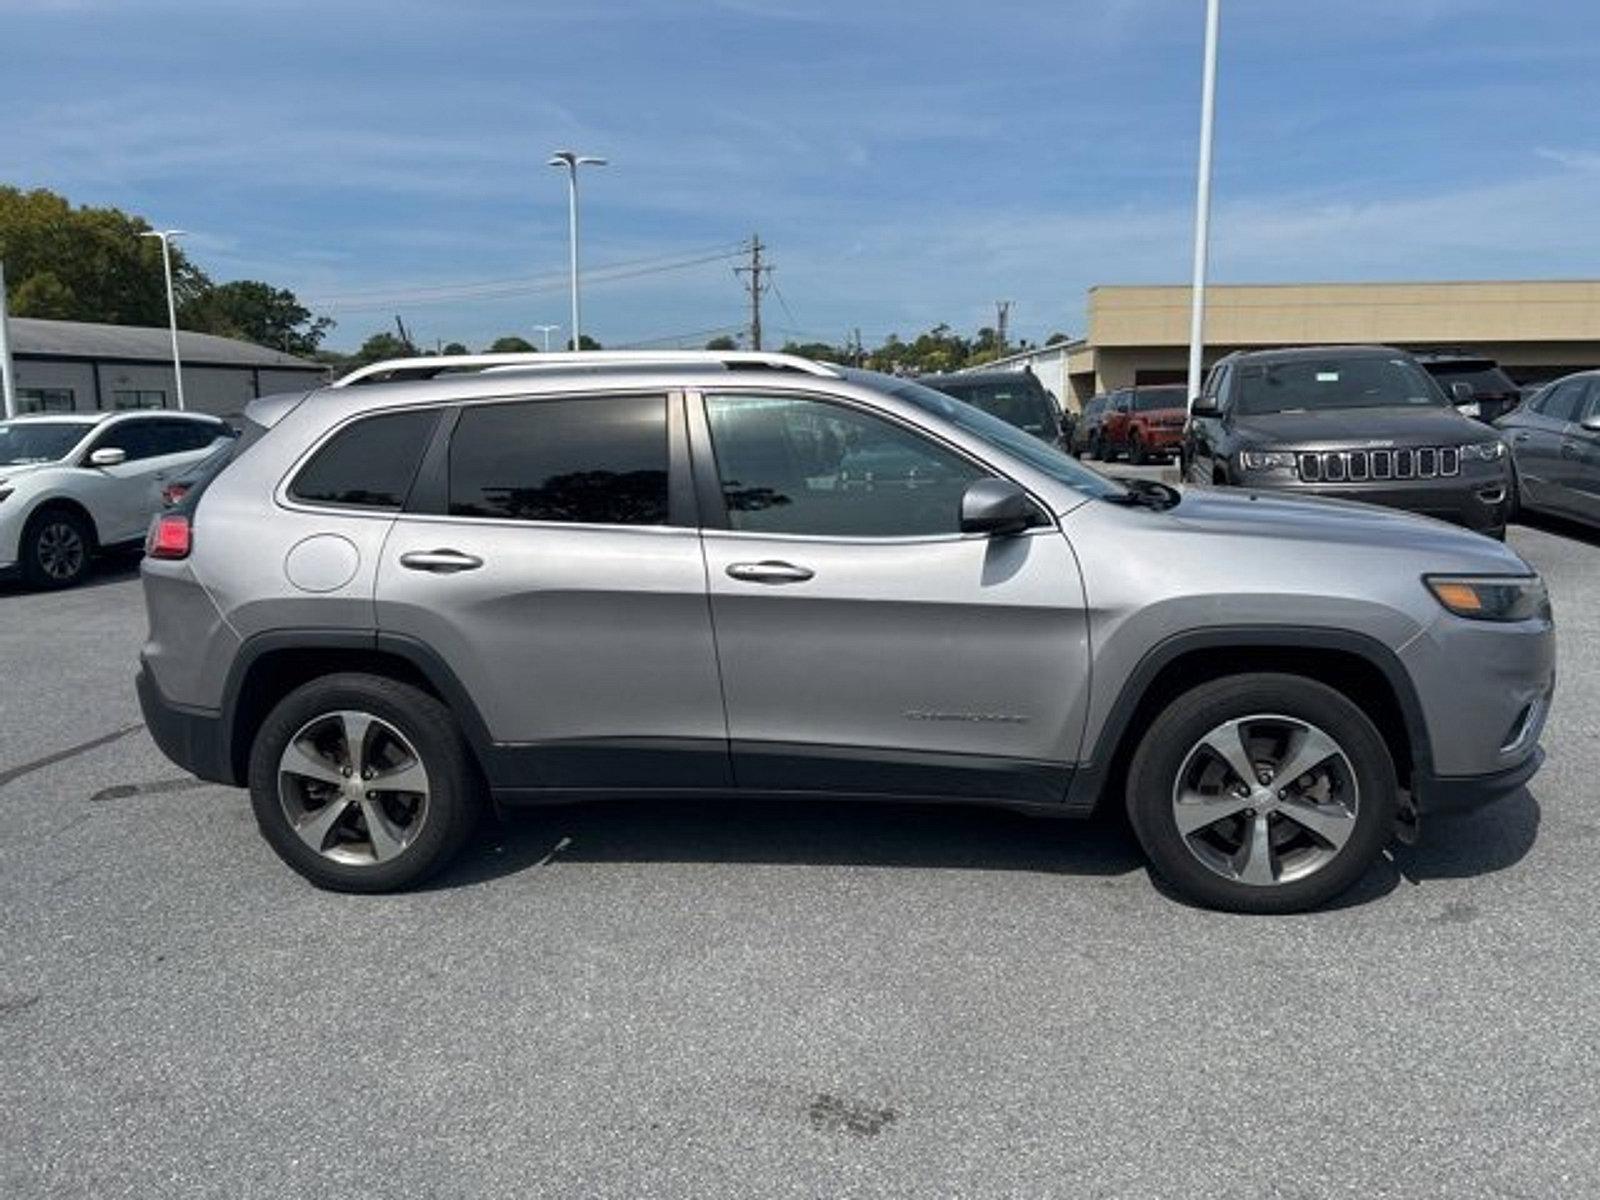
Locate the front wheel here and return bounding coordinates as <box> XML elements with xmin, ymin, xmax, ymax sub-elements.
<box><xmin>247</xmin><ymin>673</ymin><xmax>485</xmax><ymax>892</ymax></box>
<box><xmin>21</xmin><ymin>508</ymin><xmax>94</xmax><ymax>590</ymax></box>
<box><xmin>1125</xmin><ymin>673</ymin><xmax>1397</xmax><ymax>914</ymax></box>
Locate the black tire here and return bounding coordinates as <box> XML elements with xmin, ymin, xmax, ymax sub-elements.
<box><xmin>1125</xmin><ymin>673</ymin><xmax>1397</xmax><ymax>914</ymax></box>
<box><xmin>247</xmin><ymin>673</ymin><xmax>485</xmax><ymax>892</ymax></box>
<box><xmin>20</xmin><ymin>507</ymin><xmax>95</xmax><ymax>590</ymax></box>
<box><xmin>1129</xmin><ymin>432</ymin><xmax>1148</xmax><ymax>465</ymax></box>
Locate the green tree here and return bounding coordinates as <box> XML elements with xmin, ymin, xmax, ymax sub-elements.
<box><xmin>488</xmin><ymin>335</ymin><xmax>536</xmax><ymax>353</ymax></box>
<box><xmin>1044</xmin><ymin>331</ymin><xmax>1071</xmax><ymax>346</ymax></box>
<box><xmin>181</xmin><ymin>279</ymin><xmax>333</xmax><ymax>356</ymax></box>
<box><xmin>441</xmin><ymin>341</ymin><xmax>470</xmax><ymax>355</ymax></box>
<box><xmin>346</xmin><ymin>332</ymin><xmax>413</xmax><ymax>368</ymax></box>
<box><xmin>568</xmin><ymin>334</ymin><xmax>602</xmax><ymax>351</ymax></box>
<box><xmin>780</xmin><ymin>339</ymin><xmax>844</xmax><ymax>361</ymax></box>
<box><xmin>704</xmin><ymin>335</ymin><xmax>738</xmax><ymax>350</ymax></box>
<box><xmin>0</xmin><ymin>185</ymin><xmax>209</xmax><ymax>326</ymax></box>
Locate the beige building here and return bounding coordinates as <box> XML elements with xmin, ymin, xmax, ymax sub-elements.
<box><xmin>998</xmin><ymin>281</ymin><xmax>1600</xmax><ymax>411</ymax></box>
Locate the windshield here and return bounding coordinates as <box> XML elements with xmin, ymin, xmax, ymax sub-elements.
<box><xmin>927</xmin><ymin>380</ymin><xmax>1057</xmax><ymax>438</ymax></box>
<box><xmin>0</xmin><ymin>421</ymin><xmax>88</xmax><ymax>466</ymax></box>
<box><xmin>853</xmin><ymin>371</ymin><xmax>1123</xmax><ymax>499</ymax></box>
<box><xmin>1235</xmin><ymin>357</ymin><xmax>1447</xmax><ymax>416</ymax></box>
<box><xmin>1135</xmin><ymin>387</ymin><xmax>1186</xmax><ymax>412</ymax></box>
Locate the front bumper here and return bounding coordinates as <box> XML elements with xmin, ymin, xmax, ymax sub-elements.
<box><xmin>1413</xmin><ymin>746</ymin><xmax>1544</xmax><ymax>816</ymax></box>
<box><xmin>136</xmin><ymin>662</ymin><xmax>237</xmax><ymax>786</ymax></box>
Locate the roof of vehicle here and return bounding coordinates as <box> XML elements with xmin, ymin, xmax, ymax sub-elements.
<box><xmin>1220</xmin><ymin>344</ymin><xmax>1409</xmax><ymax>365</ymax></box>
<box><xmin>917</xmin><ymin>369</ymin><xmax>1043</xmax><ymax>388</ymax></box>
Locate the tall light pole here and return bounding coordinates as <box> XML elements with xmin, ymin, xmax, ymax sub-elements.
<box><xmin>547</xmin><ymin>150</ymin><xmax>606</xmax><ymax>350</ymax></box>
<box><xmin>1185</xmin><ymin>0</ymin><xmax>1221</xmax><ymax>410</ymax></box>
<box><xmin>0</xmin><ymin>261</ymin><xmax>17</xmax><ymax>418</ymax></box>
<box><xmin>533</xmin><ymin>323</ymin><xmax>560</xmax><ymax>353</ymax></box>
<box><xmin>140</xmin><ymin>228</ymin><xmax>188</xmax><ymax>410</ymax></box>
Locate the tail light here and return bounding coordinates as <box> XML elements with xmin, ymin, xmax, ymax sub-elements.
<box><xmin>146</xmin><ymin>513</ymin><xmax>192</xmax><ymax>560</ymax></box>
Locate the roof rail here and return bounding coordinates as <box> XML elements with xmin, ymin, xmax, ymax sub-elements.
<box><xmin>331</xmin><ymin>349</ymin><xmax>842</xmax><ymax>388</ymax></box>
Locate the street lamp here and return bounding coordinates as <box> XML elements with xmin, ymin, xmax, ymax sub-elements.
<box><xmin>547</xmin><ymin>151</ymin><xmax>606</xmax><ymax>349</ymax></box>
<box><xmin>140</xmin><ymin>228</ymin><xmax>188</xmax><ymax>411</ymax></box>
<box><xmin>1185</xmin><ymin>0</ymin><xmax>1221</xmax><ymax>412</ymax></box>
<box><xmin>532</xmin><ymin>323</ymin><xmax>560</xmax><ymax>353</ymax></box>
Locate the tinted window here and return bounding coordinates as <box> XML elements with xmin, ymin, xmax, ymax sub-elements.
<box><xmin>706</xmin><ymin>394</ymin><xmax>987</xmax><ymax>537</ymax></box>
<box><xmin>448</xmin><ymin>396</ymin><xmax>668</xmax><ymax>525</ymax></box>
<box><xmin>929</xmin><ymin>380</ymin><xmax>1056</xmax><ymax>437</ymax></box>
<box><xmin>1423</xmin><ymin>362</ymin><xmax>1518</xmax><ymax>396</ymax></box>
<box><xmin>1134</xmin><ymin>388</ymin><xmax>1186</xmax><ymax>412</ymax></box>
<box><xmin>0</xmin><ymin>421</ymin><xmax>87</xmax><ymax>465</ymax></box>
<box><xmin>1536</xmin><ymin>380</ymin><xmax>1588</xmax><ymax>423</ymax></box>
<box><xmin>90</xmin><ymin>420</ymin><xmax>168</xmax><ymax>462</ymax></box>
<box><xmin>1235</xmin><ymin>357</ymin><xmax>1445</xmax><ymax>416</ymax></box>
<box><xmin>291</xmin><ymin>408</ymin><xmax>438</xmax><ymax>509</ymax></box>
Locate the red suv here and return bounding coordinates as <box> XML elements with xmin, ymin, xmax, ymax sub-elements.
<box><xmin>1096</xmin><ymin>385</ymin><xmax>1188</xmax><ymax>464</ymax></box>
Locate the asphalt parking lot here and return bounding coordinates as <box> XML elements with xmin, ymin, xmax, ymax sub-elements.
<box><xmin>2</xmin><ymin>509</ymin><xmax>1597</xmax><ymax>1199</ymax></box>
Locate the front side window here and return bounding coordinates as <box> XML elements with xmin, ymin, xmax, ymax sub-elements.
<box><xmin>290</xmin><ymin>408</ymin><xmax>438</xmax><ymax>509</ymax></box>
<box><xmin>448</xmin><ymin>396</ymin><xmax>669</xmax><ymax>525</ymax></box>
<box><xmin>1536</xmin><ymin>380</ymin><xmax>1588</xmax><ymax>423</ymax></box>
<box><xmin>705</xmin><ymin>393</ymin><xmax>986</xmax><ymax>538</ymax></box>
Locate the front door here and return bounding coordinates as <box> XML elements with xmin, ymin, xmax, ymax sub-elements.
<box><xmin>692</xmin><ymin>390</ymin><xmax>1090</xmax><ymax>804</ymax></box>
<box><xmin>376</xmin><ymin>392</ymin><xmax>729</xmax><ymax>790</ymax></box>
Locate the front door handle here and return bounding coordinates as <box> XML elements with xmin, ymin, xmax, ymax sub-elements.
<box><xmin>1561</xmin><ymin>441</ymin><xmax>1580</xmax><ymax>457</ymax></box>
<box><xmin>726</xmin><ymin>560</ymin><xmax>814</xmax><ymax>584</ymax></box>
<box><xmin>400</xmin><ymin>549</ymin><xmax>483</xmax><ymax>574</ymax></box>
<box><xmin>1510</xmin><ymin>431</ymin><xmax>1531</xmax><ymax>443</ymax></box>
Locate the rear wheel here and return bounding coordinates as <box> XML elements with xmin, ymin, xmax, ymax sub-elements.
<box><xmin>247</xmin><ymin>673</ymin><xmax>485</xmax><ymax>892</ymax></box>
<box><xmin>20</xmin><ymin>507</ymin><xmax>94</xmax><ymax>590</ymax></box>
<box><xmin>1125</xmin><ymin>673</ymin><xmax>1396</xmax><ymax>914</ymax></box>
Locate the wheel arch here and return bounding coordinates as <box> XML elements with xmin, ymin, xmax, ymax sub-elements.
<box><xmin>21</xmin><ymin>495</ymin><xmax>102</xmax><ymax>550</ymax></box>
<box><xmin>1066</xmin><ymin>627</ymin><xmax>1432</xmax><ymax>815</ymax></box>
<box><xmin>220</xmin><ymin>630</ymin><xmax>495</xmax><ymax>787</ymax></box>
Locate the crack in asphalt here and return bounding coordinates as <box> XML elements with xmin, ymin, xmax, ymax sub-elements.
<box><xmin>0</xmin><ymin>724</ymin><xmax>144</xmax><ymax>792</ymax></box>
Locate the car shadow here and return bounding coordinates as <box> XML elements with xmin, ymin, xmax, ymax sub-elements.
<box><xmin>427</xmin><ymin>797</ymin><xmax>1149</xmax><ymax>890</ymax></box>
<box><xmin>0</xmin><ymin>552</ymin><xmax>142</xmax><ymax>598</ymax></box>
<box><xmin>425</xmin><ymin>787</ymin><xmax>1542</xmax><ymax>907</ymax></box>
<box><xmin>1513</xmin><ymin>510</ymin><xmax>1600</xmax><ymax>548</ymax></box>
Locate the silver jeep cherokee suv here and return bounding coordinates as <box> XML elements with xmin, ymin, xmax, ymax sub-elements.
<box><xmin>136</xmin><ymin>351</ymin><xmax>1555</xmax><ymax>913</ymax></box>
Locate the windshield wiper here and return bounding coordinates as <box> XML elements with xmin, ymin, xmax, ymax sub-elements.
<box><xmin>1103</xmin><ymin>478</ymin><xmax>1181</xmax><ymax>511</ymax></box>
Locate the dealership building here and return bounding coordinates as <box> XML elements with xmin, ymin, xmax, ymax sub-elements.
<box><xmin>1002</xmin><ymin>280</ymin><xmax>1600</xmax><ymax>411</ymax></box>
<box><xmin>5</xmin><ymin>317</ymin><xmax>327</xmax><ymax>419</ymax></box>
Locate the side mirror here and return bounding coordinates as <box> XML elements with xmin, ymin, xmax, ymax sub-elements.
<box><xmin>89</xmin><ymin>447</ymin><xmax>127</xmax><ymax>467</ymax></box>
<box><xmin>960</xmin><ymin>478</ymin><xmax>1033</xmax><ymax>536</ymax></box>
<box><xmin>1189</xmin><ymin>397</ymin><xmax>1220</xmax><ymax>418</ymax></box>
<box><xmin>1450</xmin><ymin>381</ymin><xmax>1477</xmax><ymax>402</ymax></box>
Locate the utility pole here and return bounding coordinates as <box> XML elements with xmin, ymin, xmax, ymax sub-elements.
<box><xmin>995</xmin><ymin>300</ymin><xmax>1012</xmax><ymax>356</ymax></box>
<box><xmin>0</xmin><ymin>261</ymin><xmax>16</xmax><ymax>418</ymax></box>
<box><xmin>735</xmin><ymin>234</ymin><xmax>770</xmax><ymax>351</ymax></box>
<box><xmin>1186</xmin><ymin>0</ymin><xmax>1222</xmax><ymax>408</ymax></box>
<box><xmin>394</xmin><ymin>314</ymin><xmax>416</xmax><ymax>354</ymax></box>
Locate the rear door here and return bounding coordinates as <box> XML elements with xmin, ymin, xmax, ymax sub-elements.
<box><xmin>691</xmin><ymin>389</ymin><xmax>1089</xmax><ymax>803</ymax></box>
<box><xmin>76</xmin><ymin>418</ymin><xmax>173</xmax><ymax>542</ymax></box>
<box><xmin>1564</xmin><ymin>380</ymin><xmax>1600</xmax><ymax>524</ymax></box>
<box><xmin>375</xmin><ymin>391</ymin><xmax>729</xmax><ymax>790</ymax></box>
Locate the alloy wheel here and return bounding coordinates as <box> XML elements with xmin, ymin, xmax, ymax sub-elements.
<box><xmin>277</xmin><ymin>710</ymin><xmax>430</xmax><ymax>866</ymax></box>
<box><xmin>36</xmin><ymin>521</ymin><xmax>86</xmax><ymax>581</ymax></box>
<box><xmin>1170</xmin><ymin>713</ymin><xmax>1359</xmax><ymax>887</ymax></box>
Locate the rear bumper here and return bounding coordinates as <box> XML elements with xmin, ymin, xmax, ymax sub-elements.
<box><xmin>136</xmin><ymin>661</ymin><xmax>237</xmax><ymax>786</ymax></box>
<box><xmin>1413</xmin><ymin>746</ymin><xmax>1544</xmax><ymax>816</ymax></box>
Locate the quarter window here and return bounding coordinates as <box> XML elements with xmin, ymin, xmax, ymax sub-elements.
<box><xmin>447</xmin><ymin>396</ymin><xmax>669</xmax><ymax>525</ymax></box>
<box><xmin>290</xmin><ymin>408</ymin><xmax>439</xmax><ymax>509</ymax></box>
<box><xmin>1536</xmin><ymin>381</ymin><xmax>1587</xmax><ymax>423</ymax></box>
<box><xmin>705</xmin><ymin>394</ymin><xmax>987</xmax><ymax>538</ymax></box>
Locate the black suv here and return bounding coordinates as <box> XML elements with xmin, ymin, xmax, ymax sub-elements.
<box><xmin>916</xmin><ymin>369</ymin><xmax>1071</xmax><ymax>449</ymax></box>
<box><xmin>1183</xmin><ymin>345</ymin><xmax>1513</xmax><ymax>538</ymax></box>
<box><xmin>1412</xmin><ymin>351</ymin><xmax>1522</xmax><ymax>424</ymax></box>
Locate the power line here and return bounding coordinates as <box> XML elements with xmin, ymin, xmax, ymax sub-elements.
<box><xmin>613</xmin><ymin>322</ymin><xmax>746</xmax><ymax>349</ymax></box>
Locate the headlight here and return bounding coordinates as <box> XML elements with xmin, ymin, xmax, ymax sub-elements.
<box><xmin>1461</xmin><ymin>440</ymin><xmax>1506</xmax><ymax>462</ymax></box>
<box><xmin>1238</xmin><ymin>450</ymin><xmax>1298</xmax><ymax>472</ymax></box>
<box><xmin>1426</xmin><ymin>574</ymin><xmax>1549</xmax><ymax>621</ymax></box>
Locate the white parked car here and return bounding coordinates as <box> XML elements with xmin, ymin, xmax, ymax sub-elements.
<box><xmin>0</xmin><ymin>411</ymin><xmax>234</xmax><ymax>589</ymax></box>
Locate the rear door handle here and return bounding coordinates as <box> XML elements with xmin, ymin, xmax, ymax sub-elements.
<box><xmin>399</xmin><ymin>549</ymin><xmax>483</xmax><ymax>574</ymax></box>
<box><xmin>1561</xmin><ymin>441</ymin><xmax>1580</xmax><ymax>457</ymax></box>
<box><xmin>1510</xmin><ymin>432</ymin><xmax>1531</xmax><ymax>443</ymax></box>
<box><xmin>726</xmin><ymin>560</ymin><xmax>814</xmax><ymax>584</ymax></box>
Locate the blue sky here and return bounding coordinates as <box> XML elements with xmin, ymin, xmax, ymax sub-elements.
<box><xmin>4</xmin><ymin>0</ymin><xmax>1600</xmax><ymax>352</ymax></box>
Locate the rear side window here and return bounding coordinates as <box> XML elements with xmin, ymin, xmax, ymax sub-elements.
<box><xmin>290</xmin><ymin>408</ymin><xmax>438</xmax><ymax>509</ymax></box>
<box><xmin>447</xmin><ymin>396</ymin><xmax>669</xmax><ymax>525</ymax></box>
